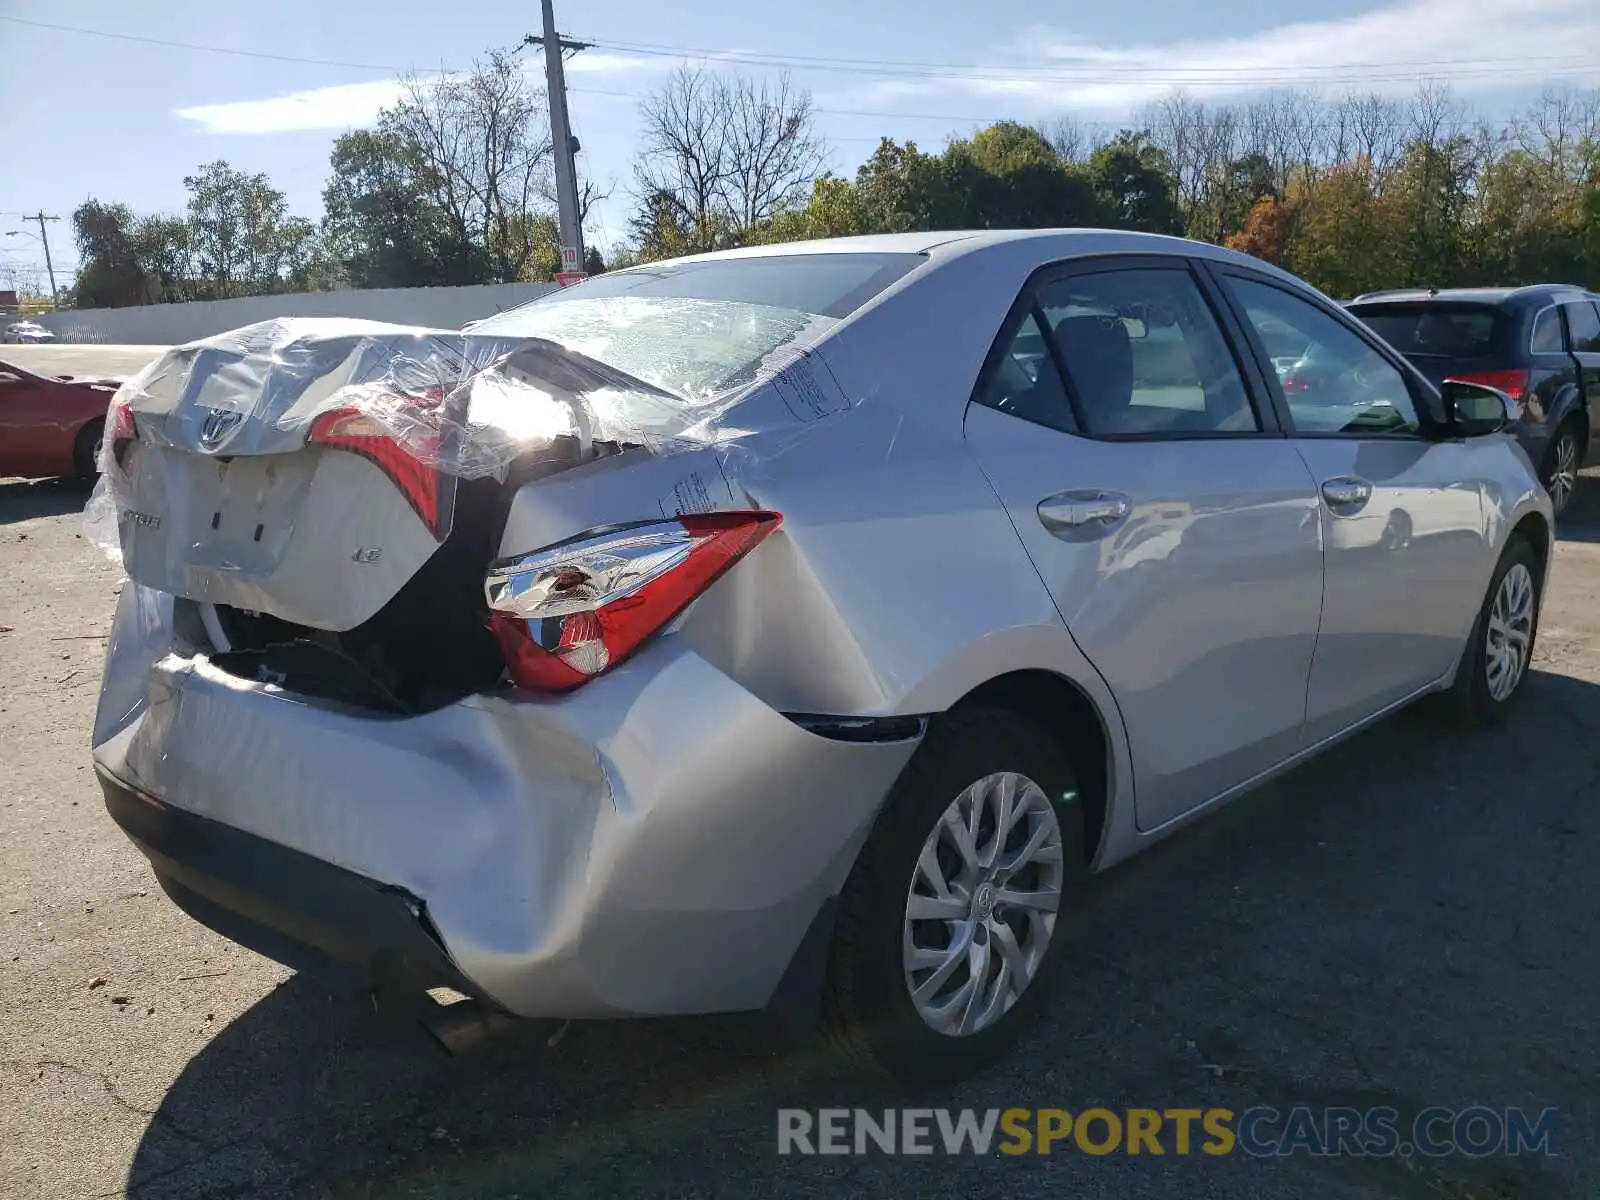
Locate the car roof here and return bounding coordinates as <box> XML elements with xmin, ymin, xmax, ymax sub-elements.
<box><xmin>1349</xmin><ymin>284</ymin><xmax>1599</xmax><ymax>309</ymax></box>
<box><xmin>638</xmin><ymin>228</ymin><xmax>1312</xmax><ymax>287</ymax></box>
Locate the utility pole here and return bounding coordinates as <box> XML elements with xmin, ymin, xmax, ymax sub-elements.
<box><xmin>23</xmin><ymin>212</ymin><xmax>61</xmax><ymax>309</ymax></box>
<box><xmin>525</xmin><ymin>3</ymin><xmax>590</xmax><ymax>281</ymax></box>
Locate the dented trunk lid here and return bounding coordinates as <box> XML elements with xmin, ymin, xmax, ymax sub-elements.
<box><xmin>96</xmin><ymin>318</ymin><xmax>709</xmax><ymax>632</ymax></box>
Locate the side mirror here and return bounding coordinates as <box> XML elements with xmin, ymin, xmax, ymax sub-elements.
<box><xmin>1440</xmin><ymin>379</ymin><xmax>1515</xmax><ymax>437</ymax></box>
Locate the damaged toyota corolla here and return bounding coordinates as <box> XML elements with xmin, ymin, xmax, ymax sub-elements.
<box><xmin>88</xmin><ymin>231</ymin><xmax>1551</xmax><ymax>1084</ymax></box>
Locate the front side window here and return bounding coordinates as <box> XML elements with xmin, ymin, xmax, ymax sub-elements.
<box><xmin>1230</xmin><ymin>278</ymin><xmax>1420</xmax><ymax>436</ymax></box>
<box><xmin>1563</xmin><ymin>301</ymin><xmax>1600</xmax><ymax>353</ymax></box>
<box><xmin>1034</xmin><ymin>268</ymin><xmax>1259</xmax><ymax>436</ymax></box>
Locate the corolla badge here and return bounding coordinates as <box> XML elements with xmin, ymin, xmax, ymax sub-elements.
<box><xmin>199</xmin><ymin>407</ymin><xmax>244</xmax><ymax>450</ymax></box>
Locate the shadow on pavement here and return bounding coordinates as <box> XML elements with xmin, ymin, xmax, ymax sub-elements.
<box><xmin>1555</xmin><ymin>469</ymin><xmax>1600</xmax><ymax>543</ymax></box>
<box><xmin>0</xmin><ymin>477</ymin><xmax>91</xmax><ymax>525</ymax></box>
<box><xmin>128</xmin><ymin>673</ymin><xmax>1600</xmax><ymax>1200</ymax></box>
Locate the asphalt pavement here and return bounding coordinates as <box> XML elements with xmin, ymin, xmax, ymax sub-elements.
<box><xmin>1</xmin><ymin>465</ymin><xmax>1597</xmax><ymax>1199</ymax></box>
<box><xmin>0</xmin><ymin>344</ymin><xmax>169</xmax><ymax>379</ymax></box>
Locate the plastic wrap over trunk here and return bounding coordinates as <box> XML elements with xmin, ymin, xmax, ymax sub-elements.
<box><xmin>78</xmin><ymin>317</ymin><xmax>766</xmax><ymax>630</ymax></box>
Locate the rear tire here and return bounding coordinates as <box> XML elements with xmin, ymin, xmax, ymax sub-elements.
<box><xmin>1445</xmin><ymin>536</ymin><xmax>1541</xmax><ymax>725</ymax></box>
<box><xmin>1539</xmin><ymin>421</ymin><xmax>1581</xmax><ymax>516</ymax></box>
<box><xmin>822</xmin><ymin>707</ymin><xmax>1086</xmax><ymax>1085</ymax></box>
<box><xmin>73</xmin><ymin>418</ymin><xmax>105</xmax><ymax>483</ymax></box>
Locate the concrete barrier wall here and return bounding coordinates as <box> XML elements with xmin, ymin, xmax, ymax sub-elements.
<box><xmin>35</xmin><ymin>283</ymin><xmax>561</xmax><ymax>344</ymax></box>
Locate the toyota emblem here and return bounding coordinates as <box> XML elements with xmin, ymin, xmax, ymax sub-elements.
<box><xmin>199</xmin><ymin>407</ymin><xmax>244</xmax><ymax>450</ymax></box>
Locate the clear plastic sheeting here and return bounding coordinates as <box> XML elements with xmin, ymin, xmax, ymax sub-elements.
<box><xmin>82</xmin><ymin>313</ymin><xmax>849</xmax><ymax>565</ymax></box>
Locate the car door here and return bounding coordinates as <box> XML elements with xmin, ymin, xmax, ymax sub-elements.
<box><xmin>1561</xmin><ymin>300</ymin><xmax>1600</xmax><ymax>467</ymax></box>
<box><xmin>1209</xmin><ymin>267</ymin><xmax>1495</xmax><ymax>745</ymax></box>
<box><xmin>962</xmin><ymin>255</ymin><xmax>1325</xmax><ymax>831</ymax></box>
<box><xmin>0</xmin><ymin>365</ymin><xmax>50</xmax><ymax>476</ymax></box>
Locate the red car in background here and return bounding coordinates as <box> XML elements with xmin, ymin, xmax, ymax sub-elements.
<box><xmin>0</xmin><ymin>358</ymin><xmax>121</xmax><ymax>481</ymax></box>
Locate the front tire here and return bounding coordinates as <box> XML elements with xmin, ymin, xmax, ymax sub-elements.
<box><xmin>73</xmin><ymin>418</ymin><xmax>105</xmax><ymax>483</ymax></box>
<box><xmin>1446</xmin><ymin>536</ymin><xmax>1541</xmax><ymax>724</ymax></box>
<box><xmin>822</xmin><ymin>707</ymin><xmax>1086</xmax><ymax>1085</ymax></box>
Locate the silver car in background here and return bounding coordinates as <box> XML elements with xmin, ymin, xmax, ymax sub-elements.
<box><xmin>91</xmin><ymin>231</ymin><xmax>1550</xmax><ymax>1084</ymax></box>
<box><xmin>4</xmin><ymin>319</ymin><xmax>54</xmax><ymax>343</ymax></box>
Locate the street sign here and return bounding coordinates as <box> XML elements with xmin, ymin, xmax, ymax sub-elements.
<box><xmin>560</xmin><ymin>245</ymin><xmax>580</xmax><ymax>271</ymax></box>
<box><xmin>555</xmin><ymin>271</ymin><xmax>588</xmax><ymax>287</ymax></box>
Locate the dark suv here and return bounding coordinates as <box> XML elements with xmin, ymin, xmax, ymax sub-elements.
<box><xmin>1348</xmin><ymin>284</ymin><xmax>1600</xmax><ymax>514</ymax></box>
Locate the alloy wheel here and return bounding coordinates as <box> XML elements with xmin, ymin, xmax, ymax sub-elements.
<box><xmin>1485</xmin><ymin>562</ymin><xmax>1535</xmax><ymax>702</ymax></box>
<box><xmin>902</xmin><ymin>771</ymin><xmax>1064</xmax><ymax>1037</ymax></box>
<box><xmin>1546</xmin><ymin>432</ymin><xmax>1578</xmax><ymax>513</ymax></box>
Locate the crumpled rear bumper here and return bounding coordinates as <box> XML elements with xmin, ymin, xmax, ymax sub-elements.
<box><xmin>91</xmin><ymin>586</ymin><xmax>918</xmax><ymax>1019</ymax></box>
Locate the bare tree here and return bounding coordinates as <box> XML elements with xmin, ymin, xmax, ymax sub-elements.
<box><xmin>387</xmin><ymin>51</ymin><xmax>553</xmax><ymax>281</ymax></box>
<box><xmin>635</xmin><ymin>67</ymin><xmax>736</xmax><ymax>251</ymax></box>
<box><xmin>724</xmin><ymin>74</ymin><xmax>826</xmax><ymax>232</ymax></box>
<box><xmin>633</xmin><ymin>67</ymin><xmax>826</xmax><ymax>252</ymax></box>
<box><xmin>1338</xmin><ymin>91</ymin><xmax>1407</xmax><ymax>182</ymax></box>
<box><xmin>1039</xmin><ymin>115</ymin><xmax>1093</xmax><ymax>163</ymax></box>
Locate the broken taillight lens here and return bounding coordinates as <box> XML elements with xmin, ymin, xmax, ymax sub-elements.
<box><xmin>308</xmin><ymin>407</ymin><xmax>450</xmax><ymax>538</ymax></box>
<box><xmin>485</xmin><ymin>511</ymin><xmax>782</xmax><ymax>692</ymax></box>
<box><xmin>108</xmin><ymin>391</ymin><xmax>136</xmax><ymax>466</ymax></box>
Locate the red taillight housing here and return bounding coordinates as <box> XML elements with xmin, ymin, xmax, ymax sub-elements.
<box><xmin>486</xmin><ymin>511</ymin><xmax>782</xmax><ymax>692</ymax></box>
<box><xmin>108</xmin><ymin>391</ymin><xmax>136</xmax><ymax>466</ymax></box>
<box><xmin>308</xmin><ymin>407</ymin><xmax>450</xmax><ymax>538</ymax></box>
<box><xmin>1444</xmin><ymin>369</ymin><xmax>1530</xmax><ymax>402</ymax></box>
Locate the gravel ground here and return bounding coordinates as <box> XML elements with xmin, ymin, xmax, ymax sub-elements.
<box><xmin>1</xmin><ymin>466</ymin><xmax>1597</xmax><ymax>1200</ymax></box>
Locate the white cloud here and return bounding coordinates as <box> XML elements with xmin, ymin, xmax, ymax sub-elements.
<box><xmin>175</xmin><ymin>54</ymin><xmax>666</xmax><ymax>135</ymax></box>
<box><xmin>175</xmin><ymin>80</ymin><xmax>409</xmax><ymax>134</ymax></box>
<box><xmin>860</xmin><ymin>0</ymin><xmax>1600</xmax><ymax>112</ymax></box>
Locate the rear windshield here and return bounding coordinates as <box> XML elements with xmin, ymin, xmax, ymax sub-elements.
<box><xmin>1350</xmin><ymin>304</ymin><xmax>1503</xmax><ymax>359</ymax></box>
<box><xmin>470</xmin><ymin>252</ymin><xmax>922</xmax><ymax>401</ymax></box>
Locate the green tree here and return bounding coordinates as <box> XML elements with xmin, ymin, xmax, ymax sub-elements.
<box><xmin>183</xmin><ymin>160</ymin><xmax>320</xmax><ymax>298</ymax></box>
<box><xmin>943</xmin><ymin>122</ymin><xmax>1104</xmax><ymax>228</ymax></box>
<box><xmin>322</xmin><ymin>130</ymin><xmax>487</xmax><ymax>287</ymax></box>
<box><xmin>1087</xmin><ymin>131</ymin><xmax>1182</xmax><ymax>233</ymax></box>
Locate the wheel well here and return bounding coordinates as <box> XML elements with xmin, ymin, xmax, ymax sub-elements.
<box><xmin>1567</xmin><ymin>409</ymin><xmax>1590</xmax><ymax>455</ymax></box>
<box><xmin>1512</xmin><ymin>511</ymin><xmax>1551</xmax><ymax>579</ymax></box>
<box><xmin>951</xmin><ymin>670</ymin><xmax>1110</xmax><ymax>865</ymax></box>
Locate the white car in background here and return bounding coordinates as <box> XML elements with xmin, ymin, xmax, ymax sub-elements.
<box><xmin>4</xmin><ymin>320</ymin><xmax>55</xmax><ymax>344</ymax></box>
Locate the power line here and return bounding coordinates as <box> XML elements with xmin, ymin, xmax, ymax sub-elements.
<box><xmin>6</xmin><ymin>15</ymin><xmax>1598</xmax><ymax>90</ymax></box>
<box><xmin>583</xmin><ymin>35</ymin><xmax>1600</xmax><ymax>79</ymax></box>
<box><xmin>0</xmin><ymin>15</ymin><xmax>412</xmax><ymax>72</ymax></box>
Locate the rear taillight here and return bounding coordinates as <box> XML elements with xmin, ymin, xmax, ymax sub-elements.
<box><xmin>308</xmin><ymin>407</ymin><xmax>450</xmax><ymax>538</ymax></box>
<box><xmin>1444</xmin><ymin>368</ymin><xmax>1529</xmax><ymax>402</ymax></box>
<box><xmin>108</xmin><ymin>392</ymin><xmax>136</xmax><ymax>466</ymax></box>
<box><xmin>485</xmin><ymin>510</ymin><xmax>782</xmax><ymax>692</ymax></box>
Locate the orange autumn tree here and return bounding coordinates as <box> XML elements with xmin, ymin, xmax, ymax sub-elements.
<box><xmin>1225</xmin><ymin>196</ymin><xmax>1291</xmax><ymax>266</ymax></box>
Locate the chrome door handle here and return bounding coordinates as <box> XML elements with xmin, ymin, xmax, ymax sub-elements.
<box><xmin>1038</xmin><ymin>491</ymin><xmax>1131</xmax><ymax>534</ymax></box>
<box><xmin>1320</xmin><ymin>477</ymin><xmax>1372</xmax><ymax>511</ymax></box>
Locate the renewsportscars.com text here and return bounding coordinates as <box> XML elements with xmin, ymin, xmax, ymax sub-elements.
<box><xmin>777</xmin><ymin>1106</ymin><xmax>1560</xmax><ymax>1158</ymax></box>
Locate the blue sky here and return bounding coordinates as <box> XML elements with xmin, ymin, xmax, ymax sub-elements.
<box><xmin>2</xmin><ymin>0</ymin><xmax>1598</xmax><ymax>286</ymax></box>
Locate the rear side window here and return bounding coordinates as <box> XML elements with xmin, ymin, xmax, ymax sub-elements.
<box><xmin>976</xmin><ymin>312</ymin><xmax>1078</xmax><ymax>434</ymax></box>
<box><xmin>1037</xmin><ymin>268</ymin><xmax>1259</xmax><ymax>436</ymax></box>
<box><xmin>1564</xmin><ymin>302</ymin><xmax>1600</xmax><ymax>353</ymax></box>
<box><xmin>1530</xmin><ymin>307</ymin><xmax>1564</xmax><ymax>354</ymax></box>
<box><xmin>1351</xmin><ymin>304</ymin><xmax>1501</xmax><ymax>359</ymax></box>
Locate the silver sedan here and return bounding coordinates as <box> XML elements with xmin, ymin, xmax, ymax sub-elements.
<box><xmin>91</xmin><ymin>230</ymin><xmax>1550</xmax><ymax>1083</ymax></box>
